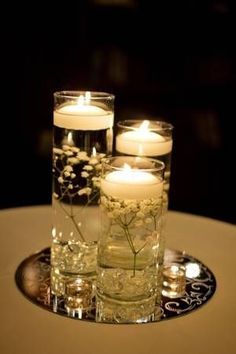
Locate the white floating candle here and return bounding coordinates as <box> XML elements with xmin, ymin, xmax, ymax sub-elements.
<box><xmin>54</xmin><ymin>93</ymin><xmax>114</xmax><ymax>130</ymax></box>
<box><xmin>101</xmin><ymin>163</ymin><xmax>163</xmax><ymax>200</ymax></box>
<box><xmin>116</xmin><ymin>120</ymin><xmax>172</xmax><ymax>156</ymax></box>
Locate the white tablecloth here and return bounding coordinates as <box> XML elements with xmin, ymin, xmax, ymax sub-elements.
<box><xmin>0</xmin><ymin>205</ymin><xmax>236</xmax><ymax>354</ymax></box>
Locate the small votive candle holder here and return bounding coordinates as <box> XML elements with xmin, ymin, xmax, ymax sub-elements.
<box><xmin>64</xmin><ymin>278</ymin><xmax>94</xmax><ymax>317</ymax></box>
<box><xmin>162</xmin><ymin>264</ymin><xmax>186</xmax><ymax>298</ymax></box>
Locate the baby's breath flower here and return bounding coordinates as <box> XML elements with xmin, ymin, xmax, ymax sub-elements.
<box><xmin>81</xmin><ymin>171</ymin><xmax>89</xmax><ymax>178</ymax></box>
<box><xmin>64</xmin><ymin>151</ymin><xmax>73</xmax><ymax>156</ymax></box>
<box><xmin>113</xmin><ymin>202</ymin><xmax>121</xmax><ymax>209</ymax></box>
<box><xmin>68</xmin><ymin>184</ymin><xmax>73</xmax><ymax>189</ymax></box>
<box><xmin>53</xmin><ymin>192</ymin><xmax>59</xmax><ymax>199</ymax></box>
<box><xmin>62</xmin><ymin>145</ymin><xmax>70</xmax><ymax>151</ymax></box>
<box><xmin>67</xmin><ymin>157</ymin><xmax>79</xmax><ymax>165</ymax></box>
<box><xmin>78</xmin><ymin>187</ymin><xmax>92</xmax><ymax>196</ymax></box>
<box><xmin>83</xmin><ymin>165</ymin><xmax>93</xmax><ymax>171</ymax></box>
<box><xmin>71</xmin><ymin>173</ymin><xmax>76</xmax><ymax>179</ymax></box>
<box><xmin>112</xmin><ymin>210</ymin><xmax>120</xmax><ymax>218</ymax></box>
<box><xmin>53</xmin><ymin>148</ymin><xmax>63</xmax><ymax>155</ymax></box>
<box><xmin>93</xmin><ymin>180</ymin><xmax>100</xmax><ymax>188</ymax></box>
<box><xmin>95</xmin><ymin>164</ymin><xmax>102</xmax><ymax>170</ymax></box>
<box><xmin>89</xmin><ymin>158</ymin><xmax>99</xmax><ymax>165</ymax></box>
<box><xmin>64</xmin><ymin>171</ymin><xmax>70</xmax><ymax>177</ymax></box>
<box><xmin>64</xmin><ymin>165</ymin><xmax>73</xmax><ymax>172</ymax></box>
<box><xmin>77</xmin><ymin>152</ymin><xmax>89</xmax><ymax>161</ymax></box>
<box><xmin>136</xmin><ymin>211</ymin><xmax>145</xmax><ymax>219</ymax></box>
<box><xmin>58</xmin><ymin>176</ymin><xmax>64</xmax><ymax>184</ymax></box>
<box><xmin>144</xmin><ymin>217</ymin><xmax>152</xmax><ymax>224</ymax></box>
<box><xmin>142</xmin><ymin>206</ymin><xmax>151</xmax><ymax>214</ymax></box>
<box><xmin>71</xmin><ymin>147</ymin><xmax>80</xmax><ymax>153</ymax></box>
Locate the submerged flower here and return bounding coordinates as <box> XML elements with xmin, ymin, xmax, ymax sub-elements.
<box><xmin>71</xmin><ymin>147</ymin><xmax>80</xmax><ymax>153</ymax></box>
<box><xmin>77</xmin><ymin>152</ymin><xmax>89</xmax><ymax>161</ymax></box>
<box><xmin>58</xmin><ymin>176</ymin><xmax>64</xmax><ymax>184</ymax></box>
<box><xmin>81</xmin><ymin>171</ymin><xmax>89</xmax><ymax>178</ymax></box>
<box><xmin>64</xmin><ymin>165</ymin><xmax>73</xmax><ymax>172</ymax></box>
<box><xmin>62</xmin><ymin>145</ymin><xmax>71</xmax><ymax>151</ymax></box>
<box><xmin>53</xmin><ymin>148</ymin><xmax>63</xmax><ymax>155</ymax></box>
<box><xmin>83</xmin><ymin>165</ymin><xmax>93</xmax><ymax>171</ymax></box>
<box><xmin>78</xmin><ymin>187</ymin><xmax>92</xmax><ymax>196</ymax></box>
<box><xmin>67</xmin><ymin>157</ymin><xmax>79</xmax><ymax>165</ymax></box>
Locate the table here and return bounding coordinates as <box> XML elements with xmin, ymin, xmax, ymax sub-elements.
<box><xmin>0</xmin><ymin>205</ymin><xmax>236</xmax><ymax>354</ymax></box>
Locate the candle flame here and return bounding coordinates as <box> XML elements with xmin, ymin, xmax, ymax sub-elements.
<box><xmin>123</xmin><ymin>163</ymin><xmax>131</xmax><ymax>170</ymax></box>
<box><xmin>92</xmin><ymin>147</ymin><xmax>97</xmax><ymax>157</ymax></box>
<box><xmin>139</xmin><ymin>120</ymin><xmax>150</xmax><ymax>132</ymax></box>
<box><xmin>77</xmin><ymin>91</ymin><xmax>91</xmax><ymax>106</ymax></box>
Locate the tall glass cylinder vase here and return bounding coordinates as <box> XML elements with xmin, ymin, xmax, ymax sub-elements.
<box><xmin>115</xmin><ymin>120</ymin><xmax>173</xmax><ymax>272</ymax></box>
<box><xmin>96</xmin><ymin>156</ymin><xmax>165</xmax><ymax>323</ymax></box>
<box><xmin>51</xmin><ymin>91</ymin><xmax>115</xmax><ymax>297</ymax></box>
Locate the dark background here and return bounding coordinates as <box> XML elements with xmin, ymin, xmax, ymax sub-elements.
<box><xmin>2</xmin><ymin>0</ymin><xmax>235</xmax><ymax>224</ymax></box>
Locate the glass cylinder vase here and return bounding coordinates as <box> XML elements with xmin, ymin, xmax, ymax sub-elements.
<box><xmin>51</xmin><ymin>91</ymin><xmax>115</xmax><ymax>296</ymax></box>
<box><xmin>115</xmin><ymin>120</ymin><xmax>173</xmax><ymax>274</ymax></box>
<box><xmin>96</xmin><ymin>156</ymin><xmax>165</xmax><ymax>323</ymax></box>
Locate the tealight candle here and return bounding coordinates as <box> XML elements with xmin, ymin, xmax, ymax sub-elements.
<box><xmin>101</xmin><ymin>162</ymin><xmax>163</xmax><ymax>200</ymax></box>
<box><xmin>54</xmin><ymin>92</ymin><xmax>114</xmax><ymax>130</ymax></box>
<box><xmin>162</xmin><ymin>264</ymin><xmax>186</xmax><ymax>298</ymax></box>
<box><xmin>116</xmin><ymin>120</ymin><xmax>172</xmax><ymax>156</ymax></box>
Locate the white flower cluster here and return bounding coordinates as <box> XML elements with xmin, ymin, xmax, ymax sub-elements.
<box><xmin>53</xmin><ymin>144</ymin><xmax>106</xmax><ymax>200</ymax></box>
<box><xmin>100</xmin><ymin>195</ymin><xmax>162</xmax><ymax>228</ymax></box>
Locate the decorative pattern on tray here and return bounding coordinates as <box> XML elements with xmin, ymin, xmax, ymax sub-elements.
<box><xmin>15</xmin><ymin>247</ymin><xmax>216</xmax><ymax>323</ymax></box>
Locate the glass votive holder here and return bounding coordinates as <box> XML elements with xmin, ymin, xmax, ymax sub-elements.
<box><xmin>162</xmin><ymin>264</ymin><xmax>186</xmax><ymax>298</ymax></box>
<box><xmin>96</xmin><ymin>156</ymin><xmax>165</xmax><ymax>323</ymax></box>
<box><xmin>51</xmin><ymin>91</ymin><xmax>115</xmax><ymax>296</ymax></box>
<box><xmin>64</xmin><ymin>278</ymin><xmax>94</xmax><ymax>318</ymax></box>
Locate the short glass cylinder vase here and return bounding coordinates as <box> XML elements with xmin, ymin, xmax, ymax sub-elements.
<box><xmin>51</xmin><ymin>91</ymin><xmax>115</xmax><ymax>296</ymax></box>
<box><xmin>96</xmin><ymin>156</ymin><xmax>165</xmax><ymax>323</ymax></box>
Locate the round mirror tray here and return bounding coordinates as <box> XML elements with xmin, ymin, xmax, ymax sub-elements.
<box><xmin>15</xmin><ymin>247</ymin><xmax>216</xmax><ymax>324</ymax></box>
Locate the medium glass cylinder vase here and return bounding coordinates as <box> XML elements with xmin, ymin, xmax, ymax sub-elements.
<box><xmin>96</xmin><ymin>156</ymin><xmax>165</xmax><ymax>323</ymax></box>
<box><xmin>115</xmin><ymin>120</ymin><xmax>173</xmax><ymax>273</ymax></box>
<box><xmin>51</xmin><ymin>91</ymin><xmax>115</xmax><ymax>296</ymax></box>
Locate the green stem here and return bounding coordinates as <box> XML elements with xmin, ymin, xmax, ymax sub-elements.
<box><xmin>133</xmin><ymin>253</ymin><xmax>137</xmax><ymax>277</ymax></box>
<box><xmin>123</xmin><ymin>226</ymin><xmax>136</xmax><ymax>254</ymax></box>
<box><xmin>57</xmin><ymin>200</ymin><xmax>86</xmax><ymax>243</ymax></box>
<box><xmin>122</xmin><ymin>225</ymin><xmax>139</xmax><ymax>277</ymax></box>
